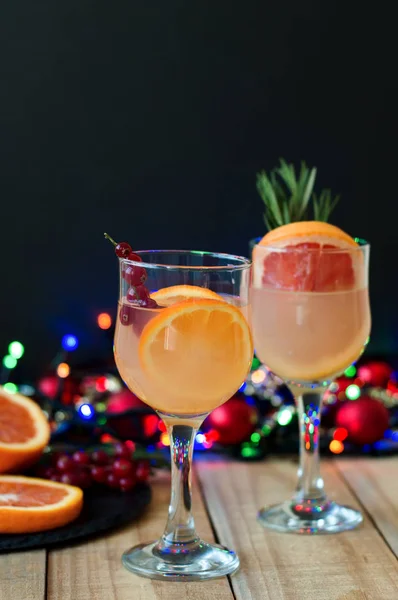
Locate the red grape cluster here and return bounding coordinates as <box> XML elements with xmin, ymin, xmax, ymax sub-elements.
<box><xmin>104</xmin><ymin>233</ymin><xmax>158</xmax><ymax>325</ymax></box>
<box><xmin>35</xmin><ymin>443</ymin><xmax>150</xmax><ymax>492</ymax></box>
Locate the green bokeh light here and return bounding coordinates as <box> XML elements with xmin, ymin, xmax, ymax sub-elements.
<box><xmin>262</xmin><ymin>423</ymin><xmax>271</xmax><ymax>436</ymax></box>
<box><xmin>8</xmin><ymin>341</ymin><xmax>25</xmax><ymax>359</ymax></box>
<box><xmin>277</xmin><ymin>408</ymin><xmax>293</xmax><ymax>426</ymax></box>
<box><xmin>250</xmin><ymin>432</ymin><xmax>261</xmax><ymax>443</ymax></box>
<box><xmin>3</xmin><ymin>355</ymin><xmax>17</xmax><ymax>369</ymax></box>
<box><xmin>3</xmin><ymin>382</ymin><xmax>18</xmax><ymax>393</ymax></box>
<box><xmin>346</xmin><ymin>384</ymin><xmax>361</xmax><ymax>400</ymax></box>
<box><xmin>241</xmin><ymin>446</ymin><xmax>259</xmax><ymax>458</ymax></box>
<box><xmin>344</xmin><ymin>364</ymin><xmax>357</xmax><ymax>378</ymax></box>
<box><xmin>251</xmin><ymin>357</ymin><xmax>261</xmax><ymax>370</ymax></box>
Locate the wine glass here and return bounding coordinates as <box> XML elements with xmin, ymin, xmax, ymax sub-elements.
<box><xmin>251</xmin><ymin>241</ymin><xmax>371</xmax><ymax>533</ymax></box>
<box><xmin>113</xmin><ymin>250</ymin><xmax>252</xmax><ymax>580</ymax></box>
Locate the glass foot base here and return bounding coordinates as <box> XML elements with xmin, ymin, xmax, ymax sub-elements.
<box><xmin>258</xmin><ymin>500</ymin><xmax>363</xmax><ymax>534</ymax></box>
<box><xmin>122</xmin><ymin>540</ymin><xmax>240</xmax><ymax>581</ymax></box>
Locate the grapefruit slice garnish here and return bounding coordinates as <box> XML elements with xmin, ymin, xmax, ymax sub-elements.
<box><xmin>253</xmin><ymin>221</ymin><xmax>361</xmax><ymax>292</ymax></box>
<box><xmin>151</xmin><ymin>285</ymin><xmax>223</xmax><ymax>307</ymax></box>
<box><xmin>138</xmin><ymin>299</ymin><xmax>253</xmax><ymax>412</ymax></box>
<box><xmin>0</xmin><ymin>475</ymin><xmax>83</xmax><ymax>533</ymax></box>
<box><xmin>0</xmin><ymin>386</ymin><xmax>51</xmax><ymax>474</ymax></box>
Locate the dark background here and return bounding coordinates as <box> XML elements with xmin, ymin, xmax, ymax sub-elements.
<box><xmin>0</xmin><ymin>1</ymin><xmax>397</xmax><ymax>380</ymax></box>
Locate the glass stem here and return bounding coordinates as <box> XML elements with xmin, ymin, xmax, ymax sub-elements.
<box><xmin>290</xmin><ymin>387</ymin><xmax>329</xmax><ymax>509</ymax></box>
<box><xmin>157</xmin><ymin>420</ymin><xmax>201</xmax><ymax>551</ymax></box>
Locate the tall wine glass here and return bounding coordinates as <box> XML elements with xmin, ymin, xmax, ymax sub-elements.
<box><xmin>113</xmin><ymin>250</ymin><xmax>252</xmax><ymax>580</ymax></box>
<box><xmin>251</xmin><ymin>241</ymin><xmax>371</xmax><ymax>533</ymax></box>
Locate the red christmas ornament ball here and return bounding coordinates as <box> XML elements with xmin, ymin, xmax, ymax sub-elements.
<box><xmin>387</xmin><ymin>378</ymin><xmax>398</xmax><ymax>394</ymax></box>
<box><xmin>335</xmin><ymin>396</ymin><xmax>389</xmax><ymax>445</ymax></box>
<box><xmin>334</xmin><ymin>377</ymin><xmax>353</xmax><ymax>393</ymax></box>
<box><xmin>357</xmin><ymin>361</ymin><xmax>393</xmax><ymax>387</ymax></box>
<box><xmin>205</xmin><ymin>395</ymin><xmax>258</xmax><ymax>445</ymax></box>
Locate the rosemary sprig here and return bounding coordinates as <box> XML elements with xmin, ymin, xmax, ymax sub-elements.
<box><xmin>256</xmin><ymin>158</ymin><xmax>340</xmax><ymax>229</ymax></box>
<box><xmin>312</xmin><ymin>189</ymin><xmax>341</xmax><ymax>222</ymax></box>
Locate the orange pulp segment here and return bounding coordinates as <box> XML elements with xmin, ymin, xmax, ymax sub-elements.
<box><xmin>254</xmin><ymin>221</ymin><xmax>360</xmax><ymax>292</ymax></box>
<box><xmin>151</xmin><ymin>285</ymin><xmax>223</xmax><ymax>306</ymax></box>
<box><xmin>138</xmin><ymin>298</ymin><xmax>253</xmax><ymax>412</ymax></box>
<box><xmin>0</xmin><ymin>386</ymin><xmax>51</xmax><ymax>474</ymax></box>
<box><xmin>0</xmin><ymin>475</ymin><xmax>83</xmax><ymax>533</ymax></box>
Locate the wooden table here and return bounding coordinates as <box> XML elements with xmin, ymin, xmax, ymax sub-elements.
<box><xmin>1</xmin><ymin>457</ymin><xmax>398</xmax><ymax>600</ymax></box>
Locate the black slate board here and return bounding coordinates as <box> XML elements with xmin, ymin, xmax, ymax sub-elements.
<box><xmin>0</xmin><ymin>482</ymin><xmax>151</xmax><ymax>552</ymax></box>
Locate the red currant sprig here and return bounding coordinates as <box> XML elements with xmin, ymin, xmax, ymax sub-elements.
<box><xmin>104</xmin><ymin>233</ymin><xmax>158</xmax><ymax>321</ymax></box>
<box><xmin>34</xmin><ymin>443</ymin><xmax>150</xmax><ymax>493</ymax></box>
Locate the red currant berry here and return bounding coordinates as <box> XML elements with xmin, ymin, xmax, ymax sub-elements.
<box><xmin>112</xmin><ymin>458</ymin><xmax>134</xmax><ymax>478</ymax></box>
<box><xmin>50</xmin><ymin>473</ymin><xmax>62</xmax><ymax>482</ymax></box>
<box><xmin>121</xmin><ymin>254</ymin><xmax>141</xmax><ymax>280</ymax></box>
<box><xmin>60</xmin><ymin>472</ymin><xmax>81</xmax><ymax>486</ymax></box>
<box><xmin>124</xmin><ymin>264</ymin><xmax>147</xmax><ymax>287</ymax></box>
<box><xmin>128</xmin><ymin>285</ymin><xmax>151</xmax><ymax>304</ymax></box>
<box><xmin>90</xmin><ymin>450</ymin><xmax>109</xmax><ymax>465</ymax></box>
<box><xmin>72</xmin><ymin>451</ymin><xmax>90</xmax><ymax>466</ymax></box>
<box><xmin>115</xmin><ymin>242</ymin><xmax>132</xmax><ymax>258</ymax></box>
<box><xmin>119</xmin><ymin>476</ymin><xmax>136</xmax><ymax>492</ymax></box>
<box><xmin>56</xmin><ymin>455</ymin><xmax>75</xmax><ymax>472</ymax></box>
<box><xmin>144</xmin><ymin>298</ymin><xmax>158</xmax><ymax>308</ymax></box>
<box><xmin>119</xmin><ymin>304</ymin><xmax>134</xmax><ymax>326</ymax></box>
<box><xmin>106</xmin><ymin>472</ymin><xmax>120</xmax><ymax>489</ymax></box>
<box><xmin>91</xmin><ymin>465</ymin><xmax>107</xmax><ymax>483</ymax></box>
<box><xmin>126</xmin><ymin>287</ymin><xmax>138</xmax><ymax>302</ymax></box>
<box><xmin>127</xmin><ymin>252</ymin><xmax>142</xmax><ymax>262</ymax></box>
<box><xmin>135</xmin><ymin>286</ymin><xmax>159</xmax><ymax>308</ymax></box>
<box><xmin>136</xmin><ymin>461</ymin><xmax>151</xmax><ymax>483</ymax></box>
<box><xmin>114</xmin><ymin>442</ymin><xmax>131</xmax><ymax>460</ymax></box>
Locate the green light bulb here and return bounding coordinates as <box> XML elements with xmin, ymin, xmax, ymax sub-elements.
<box><xmin>346</xmin><ymin>384</ymin><xmax>361</xmax><ymax>400</ymax></box>
<box><xmin>8</xmin><ymin>341</ymin><xmax>25</xmax><ymax>360</ymax></box>
<box><xmin>277</xmin><ymin>408</ymin><xmax>293</xmax><ymax>426</ymax></box>
<box><xmin>3</xmin><ymin>382</ymin><xmax>18</xmax><ymax>393</ymax></box>
<box><xmin>344</xmin><ymin>365</ymin><xmax>357</xmax><ymax>378</ymax></box>
<box><xmin>3</xmin><ymin>355</ymin><xmax>17</xmax><ymax>369</ymax></box>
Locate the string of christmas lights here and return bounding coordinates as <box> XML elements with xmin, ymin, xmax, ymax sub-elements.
<box><xmin>2</xmin><ymin>314</ymin><xmax>398</xmax><ymax>461</ymax></box>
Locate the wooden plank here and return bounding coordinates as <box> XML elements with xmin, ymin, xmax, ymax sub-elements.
<box><xmin>337</xmin><ymin>457</ymin><xmax>398</xmax><ymax>558</ymax></box>
<box><xmin>47</xmin><ymin>470</ymin><xmax>233</xmax><ymax>600</ymax></box>
<box><xmin>0</xmin><ymin>549</ymin><xmax>46</xmax><ymax>600</ymax></box>
<box><xmin>197</xmin><ymin>459</ymin><xmax>398</xmax><ymax>600</ymax></box>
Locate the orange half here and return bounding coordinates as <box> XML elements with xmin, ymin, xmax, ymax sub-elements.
<box><xmin>253</xmin><ymin>221</ymin><xmax>361</xmax><ymax>292</ymax></box>
<box><xmin>139</xmin><ymin>299</ymin><xmax>253</xmax><ymax>412</ymax></box>
<box><xmin>0</xmin><ymin>387</ymin><xmax>51</xmax><ymax>474</ymax></box>
<box><xmin>0</xmin><ymin>475</ymin><xmax>83</xmax><ymax>533</ymax></box>
<box><xmin>151</xmin><ymin>285</ymin><xmax>223</xmax><ymax>307</ymax></box>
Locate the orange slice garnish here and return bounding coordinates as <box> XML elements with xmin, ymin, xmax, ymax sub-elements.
<box><xmin>0</xmin><ymin>475</ymin><xmax>83</xmax><ymax>533</ymax></box>
<box><xmin>0</xmin><ymin>386</ymin><xmax>51</xmax><ymax>474</ymax></box>
<box><xmin>151</xmin><ymin>285</ymin><xmax>223</xmax><ymax>306</ymax></box>
<box><xmin>138</xmin><ymin>299</ymin><xmax>253</xmax><ymax>413</ymax></box>
<box><xmin>253</xmin><ymin>221</ymin><xmax>362</xmax><ymax>292</ymax></box>
<box><xmin>257</xmin><ymin>221</ymin><xmax>357</xmax><ymax>248</ymax></box>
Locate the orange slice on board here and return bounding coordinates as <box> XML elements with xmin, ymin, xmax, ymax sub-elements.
<box><xmin>253</xmin><ymin>221</ymin><xmax>361</xmax><ymax>292</ymax></box>
<box><xmin>151</xmin><ymin>285</ymin><xmax>223</xmax><ymax>307</ymax></box>
<box><xmin>0</xmin><ymin>475</ymin><xmax>83</xmax><ymax>533</ymax></box>
<box><xmin>139</xmin><ymin>299</ymin><xmax>253</xmax><ymax>412</ymax></box>
<box><xmin>0</xmin><ymin>387</ymin><xmax>51</xmax><ymax>473</ymax></box>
